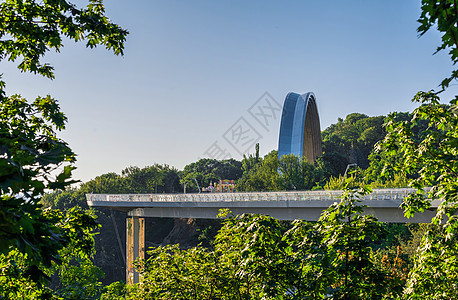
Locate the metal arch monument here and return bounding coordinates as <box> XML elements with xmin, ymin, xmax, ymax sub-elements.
<box><xmin>278</xmin><ymin>92</ymin><xmax>322</xmax><ymax>162</ymax></box>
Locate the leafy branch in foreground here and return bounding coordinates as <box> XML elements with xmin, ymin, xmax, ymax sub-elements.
<box><xmin>380</xmin><ymin>91</ymin><xmax>458</xmax><ymax>298</ymax></box>
<box><xmin>0</xmin><ymin>0</ymin><xmax>128</xmax><ymax>79</ymax></box>
<box><xmin>418</xmin><ymin>0</ymin><xmax>458</xmax><ymax>90</ymax></box>
<box><xmin>0</xmin><ymin>207</ymin><xmax>102</xmax><ymax>299</ymax></box>
<box><xmin>0</xmin><ymin>0</ymin><xmax>128</xmax><ymax>285</ymax></box>
<box><xmin>0</xmin><ymin>94</ymin><xmax>77</xmax><ymax>269</ymax></box>
<box><xmin>376</xmin><ymin>2</ymin><xmax>458</xmax><ymax>295</ymax></box>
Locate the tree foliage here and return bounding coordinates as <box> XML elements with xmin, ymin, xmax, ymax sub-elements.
<box><xmin>380</xmin><ymin>92</ymin><xmax>458</xmax><ymax>298</ymax></box>
<box><xmin>237</xmin><ymin>150</ymin><xmax>279</xmax><ymax>191</ymax></box>
<box><xmin>321</xmin><ymin>113</ymin><xmax>385</xmax><ymax>170</ymax></box>
<box><xmin>417</xmin><ymin>0</ymin><xmax>458</xmax><ymax>90</ymax></box>
<box><xmin>0</xmin><ymin>95</ymin><xmax>78</xmax><ymax>270</ymax></box>
<box><xmin>0</xmin><ymin>0</ymin><xmax>128</xmax><ymax>79</ymax></box>
<box><xmin>181</xmin><ymin>158</ymin><xmax>242</xmax><ymax>192</ymax></box>
<box><xmin>0</xmin><ymin>0</ymin><xmax>128</xmax><ymax>288</ymax></box>
<box><xmin>0</xmin><ymin>207</ymin><xmax>102</xmax><ymax>299</ymax></box>
<box><xmin>373</xmin><ymin>0</ymin><xmax>458</xmax><ymax>297</ymax></box>
<box><xmin>237</xmin><ymin>151</ymin><xmax>327</xmax><ymax>192</ymax></box>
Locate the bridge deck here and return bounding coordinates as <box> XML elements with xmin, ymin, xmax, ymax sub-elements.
<box><xmin>86</xmin><ymin>188</ymin><xmax>439</xmax><ymax>223</ymax></box>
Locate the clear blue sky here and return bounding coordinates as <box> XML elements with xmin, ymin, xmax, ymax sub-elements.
<box><xmin>2</xmin><ymin>0</ymin><xmax>457</xmax><ymax>182</ymax></box>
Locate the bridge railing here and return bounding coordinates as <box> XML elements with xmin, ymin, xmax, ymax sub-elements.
<box><xmin>86</xmin><ymin>188</ymin><xmax>427</xmax><ymax>203</ymax></box>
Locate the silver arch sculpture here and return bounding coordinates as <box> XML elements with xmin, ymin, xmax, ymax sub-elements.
<box><xmin>278</xmin><ymin>92</ymin><xmax>322</xmax><ymax>162</ymax></box>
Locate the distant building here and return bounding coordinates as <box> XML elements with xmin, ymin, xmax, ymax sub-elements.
<box><xmin>278</xmin><ymin>92</ymin><xmax>322</xmax><ymax>162</ymax></box>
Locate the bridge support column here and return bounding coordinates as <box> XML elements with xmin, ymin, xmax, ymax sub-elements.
<box><xmin>126</xmin><ymin>217</ymin><xmax>145</xmax><ymax>284</ymax></box>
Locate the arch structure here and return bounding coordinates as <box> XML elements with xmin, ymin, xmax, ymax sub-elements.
<box><xmin>278</xmin><ymin>92</ymin><xmax>322</xmax><ymax>163</ymax></box>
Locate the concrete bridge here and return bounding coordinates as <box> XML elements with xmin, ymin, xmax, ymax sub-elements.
<box><xmin>86</xmin><ymin>188</ymin><xmax>439</xmax><ymax>284</ymax></box>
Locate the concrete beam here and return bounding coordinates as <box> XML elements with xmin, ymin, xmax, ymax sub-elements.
<box><xmin>125</xmin><ymin>199</ymin><xmax>441</xmax><ymax>223</ymax></box>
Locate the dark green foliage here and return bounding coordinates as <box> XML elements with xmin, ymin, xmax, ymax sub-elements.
<box><xmin>237</xmin><ymin>150</ymin><xmax>280</xmax><ymax>191</ymax></box>
<box><xmin>0</xmin><ymin>0</ymin><xmax>128</xmax><ymax>291</ymax></box>
<box><xmin>122</xmin><ymin>164</ymin><xmax>181</xmax><ymax>194</ymax></box>
<box><xmin>321</xmin><ymin>113</ymin><xmax>385</xmax><ymax>169</ymax></box>
<box><xmin>379</xmin><ymin>91</ymin><xmax>458</xmax><ymax>298</ymax></box>
<box><xmin>277</xmin><ymin>154</ymin><xmax>323</xmax><ymax>190</ymax></box>
<box><xmin>0</xmin><ymin>94</ymin><xmax>78</xmax><ymax>276</ymax></box>
<box><xmin>417</xmin><ymin>0</ymin><xmax>458</xmax><ymax>90</ymax></box>
<box><xmin>0</xmin><ymin>207</ymin><xmax>103</xmax><ymax>299</ymax></box>
<box><xmin>0</xmin><ymin>0</ymin><xmax>128</xmax><ymax>79</ymax></box>
<box><xmin>237</xmin><ymin>151</ymin><xmax>327</xmax><ymax>191</ymax></box>
<box><xmin>81</xmin><ymin>173</ymin><xmax>126</xmax><ymax>195</ymax></box>
<box><xmin>160</xmin><ymin>167</ymin><xmax>182</xmax><ymax>193</ymax></box>
<box><xmin>317</xmin><ymin>151</ymin><xmax>349</xmax><ymax>180</ymax></box>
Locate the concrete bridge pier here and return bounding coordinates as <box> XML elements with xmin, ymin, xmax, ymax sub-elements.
<box><xmin>126</xmin><ymin>216</ymin><xmax>145</xmax><ymax>284</ymax></box>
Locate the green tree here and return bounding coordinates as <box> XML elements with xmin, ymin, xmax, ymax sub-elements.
<box><xmin>417</xmin><ymin>0</ymin><xmax>458</xmax><ymax>90</ymax></box>
<box><xmin>122</xmin><ymin>165</ymin><xmax>165</xmax><ymax>194</ymax></box>
<box><xmin>50</xmin><ymin>208</ymin><xmax>104</xmax><ymax>299</ymax></box>
<box><xmin>181</xmin><ymin>158</ymin><xmax>242</xmax><ymax>192</ymax></box>
<box><xmin>381</xmin><ymin>93</ymin><xmax>458</xmax><ymax>298</ymax></box>
<box><xmin>322</xmin><ymin>113</ymin><xmax>385</xmax><ymax>169</ymax></box>
<box><xmin>377</xmin><ymin>1</ymin><xmax>458</xmax><ymax>297</ymax></box>
<box><xmin>0</xmin><ymin>0</ymin><xmax>128</xmax><ymax>284</ymax></box>
<box><xmin>157</xmin><ymin>165</ymin><xmax>181</xmax><ymax>193</ymax></box>
<box><xmin>0</xmin><ymin>207</ymin><xmax>102</xmax><ymax>299</ymax></box>
<box><xmin>0</xmin><ymin>0</ymin><xmax>128</xmax><ymax>78</ymax></box>
<box><xmin>0</xmin><ymin>95</ymin><xmax>77</xmax><ymax>266</ymax></box>
<box><xmin>278</xmin><ymin>154</ymin><xmax>321</xmax><ymax>190</ymax></box>
<box><xmin>237</xmin><ymin>150</ymin><xmax>280</xmax><ymax>191</ymax></box>
<box><xmin>238</xmin><ymin>151</ymin><xmax>328</xmax><ymax>192</ymax></box>
<box><xmin>214</xmin><ymin>210</ymin><xmax>292</xmax><ymax>299</ymax></box>
<box><xmin>318</xmin><ymin>187</ymin><xmax>395</xmax><ymax>299</ymax></box>
<box><xmin>365</xmin><ymin>112</ymin><xmax>427</xmax><ymax>186</ymax></box>
<box><xmin>131</xmin><ymin>244</ymin><xmax>221</xmax><ymax>299</ymax></box>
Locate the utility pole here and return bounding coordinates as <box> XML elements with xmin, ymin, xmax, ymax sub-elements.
<box><xmin>192</xmin><ymin>178</ymin><xmax>201</xmax><ymax>193</ymax></box>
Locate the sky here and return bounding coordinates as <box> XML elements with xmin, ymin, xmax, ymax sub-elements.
<box><xmin>2</xmin><ymin>0</ymin><xmax>458</xmax><ymax>183</ymax></box>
